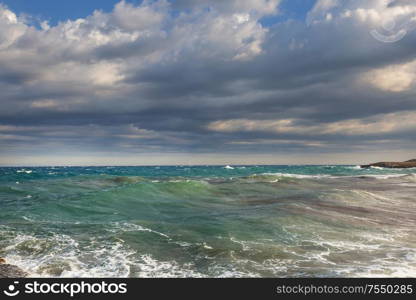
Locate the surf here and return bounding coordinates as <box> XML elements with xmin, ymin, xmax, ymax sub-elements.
<box><xmin>0</xmin><ymin>165</ymin><xmax>415</xmax><ymax>277</ymax></box>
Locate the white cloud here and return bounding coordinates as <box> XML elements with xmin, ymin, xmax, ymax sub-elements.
<box><xmin>313</xmin><ymin>0</ymin><xmax>339</xmax><ymax>12</ymax></box>
<box><xmin>111</xmin><ymin>0</ymin><xmax>167</xmax><ymax>31</ymax></box>
<box><xmin>207</xmin><ymin>111</ymin><xmax>416</xmax><ymax>136</ymax></box>
<box><xmin>309</xmin><ymin>0</ymin><xmax>416</xmax><ymax>29</ymax></box>
<box><xmin>31</xmin><ymin>100</ymin><xmax>60</xmax><ymax>108</ymax></box>
<box><xmin>172</xmin><ymin>0</ymin><xmax>280</xmax><ymax>16</ymax></box>
<box><xmin>89</xmin><ymin>62</ymin><xmax>125</xmax><ymax>86</ymax></box>
<box><xmin>362</xmin><ymin>60</ymin><xmax>416</xmax><ymax>92</ymax></box>
<box><xmin>0</xmin><ymin>6</ymin><xmax>26</xmax><ymax>49</ymax></box>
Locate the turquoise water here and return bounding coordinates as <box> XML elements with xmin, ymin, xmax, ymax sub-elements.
<box><xmin>0</xmin><ymin>165</ymin><xmax>415</xmax><ymax>277</ymax></box>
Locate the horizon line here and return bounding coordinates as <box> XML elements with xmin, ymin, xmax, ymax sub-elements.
<box><xmin>0</xmin><ymin>163</ymin><xmax>358</xmax><ymax>168</ymax></box>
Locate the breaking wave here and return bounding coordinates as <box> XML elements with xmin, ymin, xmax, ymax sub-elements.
<box><xmin>0</xmin><ymin>165</ymin><xmax>415</xmax><ymax>277</ymax></box>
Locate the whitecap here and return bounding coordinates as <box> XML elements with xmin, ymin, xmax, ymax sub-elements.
<box><xmin>262</xmin><ymin>172</ymin><xmax>330</xmax><ymax>179</ymax></box>
<box><xmin>347</xmin><ymin>165</ymin><xmax>362</xmax><ymax>170</ymax></box>
<box><xmin>370</xmin><ymin>166</ymin><xmax>384</xmax><ymax>170</ymax></box>
<box><xmin>107</xmin><ymin>222</ymin><xmax>169</xmax><ymax>239</ymax></box>
<box><xmin>17</xmin><ymin>169</ymin><xmax>32</xmax><ymax>174</ymax></box>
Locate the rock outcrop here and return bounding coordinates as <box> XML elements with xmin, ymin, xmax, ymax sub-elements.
<box><xmin>0</xmin><ymin>258</ymin><xmax>27</xmax><ymax>278</ymax></box>
<box><xmin>361</xmin><ymin>159</ymin><xmax>416</xmax><ymax>169</ymax></box>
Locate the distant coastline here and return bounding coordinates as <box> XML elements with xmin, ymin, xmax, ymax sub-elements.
<box><xmin>361</xmin><ymin>159</ymin><xmax>416</xmax><ymax>169</ymax></box>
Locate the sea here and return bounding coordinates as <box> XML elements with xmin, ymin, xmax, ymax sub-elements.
<box><xmin>0</xmin><ymin>165</ymin><xmax>415</xmax><ymax>277</ymax></box>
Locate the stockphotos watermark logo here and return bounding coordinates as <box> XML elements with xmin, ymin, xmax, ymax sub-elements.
<box><xmin>3</xmin><ymin>281</ymin><xmax>20</xmax><ymax>297</ymax></box>
<box><xmin>2</xmin><ymin>281</ymin><xmax>127</xmax><ymax>297</ymax></box>
<box><xmin>370</xmin><ymin>15</ymin><xmax>416</xmax><ymax>43</ymax></box>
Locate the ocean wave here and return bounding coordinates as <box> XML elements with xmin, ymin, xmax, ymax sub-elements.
<box><xmin>336</xmin><ymin>249</ymin><xmax>416</xmax><ymax>277</ymax></box>
<box><xmin>343</xmin><ymin>174</ymin><xmax>410</xmax><ymax>180</ymax></box>
<box><xmin>1</xmin><ymin>165</ymin><xmax>416</xmax><ymax>278</ymax></box>
<box><xmin>106</xmin><ymin>222</ymin><xmax>169</xmax><ymax>239</ymax></box>
<box><xmin>0</xmin><ymin>227</ymin><xmax>200</xmax><ymax>278</ymax></box>
<box><xmin>16</xmin><ymin>169</ymin><xmax>33</xmax><ymax>174</ymax></box>
<box><xmin>347</xmin><ymin>166</ymin><xmax>362</xmax><ymax>170</ymax></box>
<box><xmin>259</xmin><ymin>172</ymin><xmax>416</xmax><ymax>181</ymax></box>
<box><xmin>1</xmin><ymin>222</ymin><xmax>415</xmax><ymax>278</ymax></box>
<box><xmin>133</xmin><ymin>255</ymin><xmax>204</xmax><ymax>278</ymax></box>
<box><xmin>268</xmin><ymin>172</ymin><xmax>330</xmax><ymax>178</ymax></box>
<box><xmin>258</xmin><ymin>173</ymin><xmax>331</xmax><ymax>180</ymax></box>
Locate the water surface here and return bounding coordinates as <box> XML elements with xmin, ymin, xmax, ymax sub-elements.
<box><xmin>0</xmin><ymin>165</ymin><xmax>415</xmax><ymax>277</ymax></box>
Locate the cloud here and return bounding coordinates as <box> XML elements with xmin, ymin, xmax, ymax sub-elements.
<box><xmin>1</xmin><ymin>0</ymin><xmax>416</xmax><ymax>164</ymax></box>
<box><xmin>171</xmin><ymin>0</ymin><xmax>280</xmax><ymax>16</ymax></box>
<box><xmin>111</xmin><ymin>0</ymin><xmax>167</xmax><ymax>31</ymax></box>
<box><xmin>207</xmin><ymin>111</ymin><xmax>416</xmax><ymax>136</ymax></box>
<box><xmin>362</xmin><ymin>59</ymin><xmax>416</xmax><ymax>92</ymax></box>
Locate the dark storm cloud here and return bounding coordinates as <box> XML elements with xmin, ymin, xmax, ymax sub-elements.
<box><xmin>388</xmin><ymin>0</ymin><xmax>415</xmax><ymax>7</ymax></box>
<box><xmin>1</xmin><ymin>0</ymin><xmax>416</xmax><ymax>164</ymax></box>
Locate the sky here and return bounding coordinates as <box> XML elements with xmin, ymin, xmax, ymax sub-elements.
<box><xmin>0</xmin><ymin>0</ymin><xmax>416</xmax><ymax>166</ymax></box>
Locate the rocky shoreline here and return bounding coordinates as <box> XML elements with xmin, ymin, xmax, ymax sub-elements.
<box><xmin>361</xmin><ymin>159</ymin><xmax>416</xmax><ymax>169</ymax></box>
<box><xmin>0</xmin><ymin>258</ymin><xmax>27</xmax><ymax>278</ymax></box>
